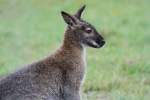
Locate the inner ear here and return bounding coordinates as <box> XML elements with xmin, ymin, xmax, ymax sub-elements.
<box><xmin>61</xmin><ymin>11</ymin><xmax>76</xmax><ymax>26</ymax></box>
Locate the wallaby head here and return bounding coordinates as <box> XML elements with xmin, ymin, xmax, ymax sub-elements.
<box><xmin>61</xmin><ymin>5</ymin><xmax>105</xmax><ymax>48</ymax></box>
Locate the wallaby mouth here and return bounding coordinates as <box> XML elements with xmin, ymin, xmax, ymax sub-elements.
<box><xmin>86</xmin><ymin>39</ymin><xmax>105</xmax><ymax>48</ymax></box>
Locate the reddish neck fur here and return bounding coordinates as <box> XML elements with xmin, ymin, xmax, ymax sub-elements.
<box><xmin>62</xmin><ymin>28</ymin><xmax>83</xmax><ymax>53</ymax></box>
<box><xmin>52</xmin><ymin>27</ymin><xmax>85</xmax><ymax>62</ymax></box>
<box><xmin>44</xmin><ymin>28</ymin><xmax>86</xmax><ymax>68</ymax></box>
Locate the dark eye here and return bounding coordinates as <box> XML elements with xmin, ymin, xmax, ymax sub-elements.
<box><xmin>81</xmin><ymin>26</ymin><xmax>92</xmax><ymax>33</ymax></box>
<box><xmin>85</xmin><ymin>28</ymin><xmax>92</xmax><ymax>33</ymax></box>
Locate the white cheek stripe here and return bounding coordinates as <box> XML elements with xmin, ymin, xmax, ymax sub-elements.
<box><xmin>90</xmin><ymin>40</ymin><xmax>99</xmax><ymax>47</ymax></box>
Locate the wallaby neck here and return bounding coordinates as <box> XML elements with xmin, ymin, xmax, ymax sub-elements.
<box><xmin>60</xmin><ymin>27</ymin><xmax>86</xmax><ymax>59</ymax></box>
<box><xmin>63</xmin><ymin>27</ymin><xmax>83</xmax><ymax>51</ymax></box>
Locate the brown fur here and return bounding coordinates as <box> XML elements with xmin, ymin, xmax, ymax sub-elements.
<box><xmin>0</xmin><ymin>5</ymin><xmax>105</xmax><ymax>100</ymax></box>
<box><xmin>0</xmin><ymin>28</ymin><xmax>85</xmax><ymax>100</ymax></box>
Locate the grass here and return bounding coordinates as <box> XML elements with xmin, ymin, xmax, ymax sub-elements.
<box><xmin>0</xmin><ymin>0</ymin><xmax>150</xmax><ymax>100</ymax></box>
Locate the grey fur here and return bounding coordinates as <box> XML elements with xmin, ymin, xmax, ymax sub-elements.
<box><xmin>0</xmin><ymin>5</ymin><xmax>105</xmax><ymax>100</ymax></box>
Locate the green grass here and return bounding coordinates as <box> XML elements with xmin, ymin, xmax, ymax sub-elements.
<box><xmin>0</xmin><ymin>0</ymin><xmax>150</xmax><ymax>100</ymax></box>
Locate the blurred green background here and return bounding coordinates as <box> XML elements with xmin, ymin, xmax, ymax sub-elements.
<box><xmin>0</xmin><ymin>0</ymin><xmax>150</xmax><ymax>100</ymax></box>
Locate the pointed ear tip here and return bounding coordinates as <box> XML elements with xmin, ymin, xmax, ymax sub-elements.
<box><xmin>81</xmin><ymin>5</ymin><xmax>86</xmax><ymax>9</ymax></box>
<box><xmin>61</xmin><ymin>11</ymin><xmax>71</xmax><ymax>16</ymax></box>
<box><xmin>61</xmin><ymin>11</ymin><xmax>65</xmax><ymax>15</ymax></box>
<box><xmin>83</xmin><ymin>5</ymin><xmax>86</xmax><ymax>8</ymax></box>
<box><xmin>61</xmin><ymin>11</ymin><xmax>70</xmax><ymax>17</ymax></box>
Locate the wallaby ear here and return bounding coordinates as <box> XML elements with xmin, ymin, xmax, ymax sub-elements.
<box><xmin>61</xmin><ymin>11</ymin><xmax>76</xmax><ymax>26</ymax></box>
<box><xmin>75</xmin><ymin>5</ymin><xmax>86</xmax><ymax>19</ymax></box>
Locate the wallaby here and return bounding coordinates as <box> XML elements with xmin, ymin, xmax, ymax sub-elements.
<box><xmin>0</xmin><ymin>5</ymin><xmax>105</xmax><ymax>100</ymax></box>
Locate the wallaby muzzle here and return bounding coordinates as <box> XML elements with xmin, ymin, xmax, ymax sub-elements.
<box><xmin>95</xmin><ymin>35</ymin><xmax>105</xmax><ymax>48</ymax></box>
<box><xmin>85</xmin><ymin>37</ymin><xmax>105</xmax><ymax>48</ymax></box>
<box><xmin>88</xmin><ymin>34</ymin><xmax>105</xmax><ymax>48</ymax></box>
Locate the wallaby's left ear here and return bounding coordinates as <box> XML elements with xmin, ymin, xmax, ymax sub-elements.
<box><xmin>61</xmin><ymin>11</ymin><xmax>76</xmax><ymax>26</ymax></box>
<box><xmin>75</xmin><ymin>5</ymin><xmax>86</xmax><ymax>19</ymax></box>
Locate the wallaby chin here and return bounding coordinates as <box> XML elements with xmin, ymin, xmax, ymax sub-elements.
<box><xmin>0</xmin><ymin>5</ymin><xmax>105</xmax><ymax>100</ymax></box>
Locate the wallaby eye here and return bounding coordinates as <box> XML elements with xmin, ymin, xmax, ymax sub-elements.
<box><xmin>81</xmin><ymin>26</ymin><xmax>92</xmax><ymax>33</ymax></box>
<box><xmin>85</xmin><ymin>28</ymin><xmax>92</xmax><ymax>33</ymax></box>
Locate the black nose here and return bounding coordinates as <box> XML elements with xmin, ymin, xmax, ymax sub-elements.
<box><xmin>96</xmin><ymin>37</ymin><xmax>105</xmax><ymax>47</ymax></box>
<box><xmin>100</xmin><ymin>40</ymin><xmax>105</xmax><ymax>47</ymax></box>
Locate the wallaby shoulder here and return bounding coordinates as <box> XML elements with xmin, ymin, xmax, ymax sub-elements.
<box><xmin>0</xmin><ymin>55</ymin><xmax>64</xmax><ymax>100</ymax></box>
<box><xmin>0</xmin><ymin>47</ymin><xmax>85</xmax><ymax>100</ymax></box>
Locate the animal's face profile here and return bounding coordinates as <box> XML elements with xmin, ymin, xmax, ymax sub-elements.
<box><xmin>61</xmin><ymin>5</ymin><xmax>105</xmax><ymax>48</ymax></box>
